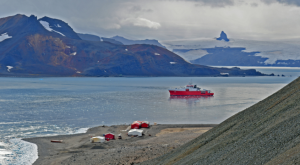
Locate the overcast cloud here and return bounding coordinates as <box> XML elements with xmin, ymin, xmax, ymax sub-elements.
<box><xmin>261</xmin><ymin>0</ymin><xmax>300</xmax><ymax>6</ymax></box>
<box><xmin>0</xmin><ymin>0</ymin><xmax>299</xmax><ymax>41</ymax></box>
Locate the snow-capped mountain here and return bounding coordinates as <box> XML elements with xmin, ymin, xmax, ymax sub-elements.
<box><xmin>164</xmin><ymin>31</ymin><xmax>300</xmax><ymax>67</ymax></box>
<box><xmin>0</xmin><ymin>14</ymin><xmax>262</xmax><ymax>77</ymax></box>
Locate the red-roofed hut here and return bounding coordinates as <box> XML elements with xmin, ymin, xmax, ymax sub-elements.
<box><xmin>131</xmin><ymin>121</ymin><xmax>142</xmax><ymax>129</ymax></box>
<box><xmin>141</xmin><ymin>121</ymin><xmax>150</xmax><ymax>128</ymax></box>
<box><xmin>105</xmin><ymin>133</ymin><xmax>115</xmax><ymax>140</ymax></box>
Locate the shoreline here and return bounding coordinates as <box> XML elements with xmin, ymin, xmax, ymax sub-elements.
<box><xmin>24</xmin><ymin>124</ymin><xmax>217</xmax><ymax>165</ymax></box>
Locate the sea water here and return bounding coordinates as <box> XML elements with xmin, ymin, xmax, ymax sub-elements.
<box><xmin>0</xmin><ymin>67</ymin><xmax>299</xmax><ymax>164</ymax></box>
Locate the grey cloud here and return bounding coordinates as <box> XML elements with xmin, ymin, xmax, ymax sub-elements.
<box><xmin>261</xmin><ymin>0</ymin><xmax>300</xmax><ymax>6</ymax></box>
<box><xmin>251</xmin><ymin>3</ymin><xmax>258</xmax><ymax>7</ymax></box>
<box><xmin>129</xmin><ymin>5</ymin><xmax>153</xmax><ymax>13</ymax></box>
<box><xmin>177</xmin><ymin>0</ymin><xmax>235</xmax><ymax>7</ymax></box>
<box><xmin>0</xmin><ymin>0</ymin><xmax>299</xmax><ymax>41</ymax></box>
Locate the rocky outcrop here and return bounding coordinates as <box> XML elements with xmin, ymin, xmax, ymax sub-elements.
<box><xmin>141</xmin><ymin>77</ymin><xmax>300</xmax><ymax>164</ymax></box>
<box><xmin>216</xmin><ymin>31</ymin><xmax>229</xmax><ymax>42</ymax></box>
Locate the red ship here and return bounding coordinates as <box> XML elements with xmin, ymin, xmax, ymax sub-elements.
<box><xmin>169</xmin><ymin>84</ymin><xmax>214</xmax><ymax>96</ymax></box>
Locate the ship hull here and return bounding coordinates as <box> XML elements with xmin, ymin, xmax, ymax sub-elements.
<box><xmin>169</xmin><ymin>90</ymin><xmax>214</xmax><ymax>96</ymax></box>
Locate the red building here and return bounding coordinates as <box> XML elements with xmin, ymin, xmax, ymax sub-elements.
<box><xmin>141</xmin><ymin>121</ymin><xmax>150</xmax><ymax>128</ymax></box>
<box><xmin>104</xmin><ymin>133</ymin><xmax>115</xmax><ymax>140</ymax></box>
<box><xmin>131</xmin><ymin>121</ymin><xmax>142</xmax><ymax>129</ymax></box>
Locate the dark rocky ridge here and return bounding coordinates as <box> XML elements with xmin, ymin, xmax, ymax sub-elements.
<box><xmin>77</xmin><ymin>33</ymin><xmax>123</xmax><ymax>45</ymax></box>
<box><xmin>111</xmin><ymin>35</ymin><xmax>167</xmax><ymax>49</ymax></box>
<box><xmin>141</xmin><ymin>77</ymin><xmax>300</xmax><ymax>165</ymax></box>
<box><xmin>77</xmin><ymin>33</ymin><xmax>100</xmax><ymax>41</ymax></box>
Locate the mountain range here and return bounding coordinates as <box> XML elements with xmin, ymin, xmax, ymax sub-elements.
<box><xmin>76</xmin><ymin>33</ymin><xmax>166</xmax><ymax>49</ymax></box>
<box><xmin>167</xmin><ymin>31</ymin><xmax>300</xmax><ymax>67</ymax></box>
<box><xmin>0</xmin><ymin>14</ymin><xmax>265</xmax><ymax>77</ymax></box>
<box><xmin>77</xmin><ymin>33</ymin><xmax>124</xmax><ymax>45</ymax></box>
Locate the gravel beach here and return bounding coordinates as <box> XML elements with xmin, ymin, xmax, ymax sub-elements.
<box><xmin>24</xmin><ymin>124</ymin><xmax>216</xmax><ymax>165</ymax></box>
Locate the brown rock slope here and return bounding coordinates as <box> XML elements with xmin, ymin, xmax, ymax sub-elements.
<box><xmin>141</xmin><ymin>77</ymin><xmax>300</xmax><ymax>165</ymax></box>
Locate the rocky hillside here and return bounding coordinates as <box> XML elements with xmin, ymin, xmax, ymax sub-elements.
<box><xmin>141</xmin><ymin>77</ymin><xmax>300</xmax><ymax>165</ymax></box>
<box><xmin>0</xmin><ymin>14</ymin><xmax>265</xmax><ymax>77</ymax></box>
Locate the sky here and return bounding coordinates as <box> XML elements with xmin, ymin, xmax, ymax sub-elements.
<box><xmin>0</xmin><ymin>0</ymin><xmax>300</xmax><ymax>41</ymax></box>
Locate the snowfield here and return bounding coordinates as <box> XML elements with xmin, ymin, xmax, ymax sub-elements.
<box><xmin>0</xmin><ymin>33</ymin><xmax>12</xmax><ymax>42</ymax></box>
<box><xmin>6</xmin><ymin>66</ymin><xmax>13</xmax><ymax>72</ymax></box>
<box><xmin>39</xmin><ymin>21</ymin><xmax>65</xmax><ymax>36</ymax></box>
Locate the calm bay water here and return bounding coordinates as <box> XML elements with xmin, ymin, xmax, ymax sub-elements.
<box><xmin>0</xmin><ymin>67</ymin><xmax>299</xmax><ymax>164</ymax></box>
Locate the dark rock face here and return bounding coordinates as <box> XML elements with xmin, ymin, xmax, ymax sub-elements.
<box><xmin>0</xmin><ymin>14</ymin><xmax>265</xmax><ymax>77</ymax></box>
<box><xmin>216</xmin><ymin>31</ymin><xmax>229</xmax><ymax>42</ymax></box>
<box><xmin>141</xmin><ymin>77</ymin><xmax>300</xmax><ymax>164</ymax></box>
<box><xmin>111</xmin><ymin>35</ymin><xmax>166</xmax><ymax>49</ymax></box>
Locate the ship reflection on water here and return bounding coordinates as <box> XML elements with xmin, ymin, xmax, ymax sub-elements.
<box><xmin>169</xmin><ymin>95</ymin><xmax>214</xmax><ymax>107</ymax></box>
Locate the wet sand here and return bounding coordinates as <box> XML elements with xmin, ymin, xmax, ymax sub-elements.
<box><xmin>24</xmin><ymin>124</ymin><xmax>216</xmax><ymax>165</ymax></box>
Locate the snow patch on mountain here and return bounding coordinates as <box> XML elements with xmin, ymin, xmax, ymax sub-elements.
<box><xmin>0</xmin><ymin>33</ymin><xmax>12</xmax><ymax>42</ymax></box>
<box><xmin>6</xmin><ymin>66</ymin><xmax>13</xmax><ymax>72</ymax></box>
<box><xmin>39</xmin><ymin>21</ymin><xmax>65</xmax><ymax>36</ymax></box>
